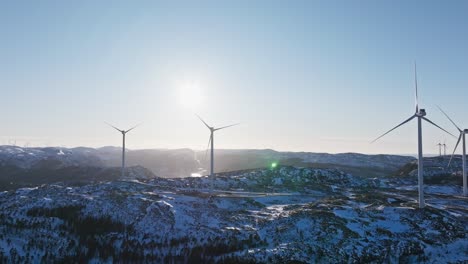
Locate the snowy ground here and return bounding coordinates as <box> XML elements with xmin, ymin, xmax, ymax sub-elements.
<box><xmin>0</xmin><ymin>166</ymin><xmax>466</xmax><ymax>263</ymax></box>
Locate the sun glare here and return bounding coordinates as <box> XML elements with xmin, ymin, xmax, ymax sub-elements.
<box><xmin>178</xmin><ymin>82</ymin><xmax>203</xmax><ymax>109</ymax></box>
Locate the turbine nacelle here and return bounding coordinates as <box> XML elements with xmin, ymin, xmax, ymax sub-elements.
<box><xmin>416</xmin><ymin>109</ymin><xmax>426</xmax><ymax>117</ymax></box>
<box><xmin>105</xmin><ymin>122</ymin><xmax>140</xmax><ymax>134</ymax></box>
<box><xmin>464</xmin><ymin>129</ymin><xmax>468</xmax><ymax>133</ymax></box>
<box><xmin>196</xmin><ymin>114</ymin><xmax>239</xmax><ymax>132</ymax></box>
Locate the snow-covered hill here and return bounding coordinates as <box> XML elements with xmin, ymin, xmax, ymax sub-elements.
<box><xmin>195</xmin><ymin>149</ymin><xmax>416</xmax><ymax>177</ymax></box>
<box><xmin>396</xmin><ymin>155</ymin><xmax>465</xmax><ymax>185</ymax></box>
<box><xmin>0</xmin><ymin>166</ymin><xmax>466</xmax><ymax>263</ymax></box>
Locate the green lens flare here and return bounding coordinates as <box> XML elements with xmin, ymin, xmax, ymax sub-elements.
<box><xmin>271</xmin><ymin>162</ymin><xmax>278</xmax><ymax>168</ymax></box>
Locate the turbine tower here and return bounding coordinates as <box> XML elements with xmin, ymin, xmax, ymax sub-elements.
<box><xmin>197</xmin><ymin>115</ymin><xmax>239</xmax><ymax>194</ymax></box>
<box><xmin>443</xmin><ymin>141</ymin><xmax>447</xmax><ymax>156</ymax></box>
<box><xmin>437</xmin><ymin>106</ymin><xmax>467</xmax><ymax>196</ymax></box>
<box><xmin>372</xmin><ymin>64</ymin><xmax>454</xmax><ymax>208</ymax></box>
<box><xmin>436</xmin><ymin>142</ymin><xmax>442</xmax><ymax>156</ymax></box>
<box><xmin>106</xmin><ymin>123</ymin><xmax>139</xmax><ymax>178</ymax></box>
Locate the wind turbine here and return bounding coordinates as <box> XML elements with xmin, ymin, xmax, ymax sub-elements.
<box><xmin>436</xmin><ymin>142</ymin><xmax>442</xmax><ymax>156</ymax></box>
<box><xmin>437</xmin><ymin>106</ymin><xmax>467</xmax><ymax>196</ymax></box>
<box><xmin>106</xmin><ymin>122</ymin><xmax>140</xmax><ymax>178</ymax></box>
<box><xmin>372</xmin><ymin>64</ymin><xmax>455</xmax><ymax>208</ymax></box>
<box><xmin>196</xmin><ymin>115</ymin><xmax>239</xmax><ymax>194</ymax></box>
<box><xmin>443</xmin><ymin>141</ymin><xmax>447</xmax><ymax>156</ymax></box>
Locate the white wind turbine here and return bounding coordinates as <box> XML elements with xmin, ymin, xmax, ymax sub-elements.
<box><xmin>436</xmin><ymin>142</ymin><xmax>442</xmax><ymax>156</ymax></box>
<box><xmin>443</xmin><ymin>140</ymin><xmax>447</xmax><ymax>156</ymax></box>
<box><xmin>106</xmin><ymin>122</ymin><xmax>140</xmax><ymax>178</ymax></box>
<box><xmin>372</xmin><ymin>64</ymin><xmax>455</xmax><ymax>208</ymax></box>
<box><xmin>437</xmin><ymin>106</ymin><xmax>467</xmax><ymax>196</ymax></box>
<box><xmin>196</xmin><ymin>115</ymin><xmax>239</xmax><ymax>194</ymax></box>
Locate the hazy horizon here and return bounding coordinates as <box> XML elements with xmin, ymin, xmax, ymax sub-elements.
<box><xmin>0</xmin><ymin>143</ymin><xmax>431</xmax><ymax>157</ymax></box>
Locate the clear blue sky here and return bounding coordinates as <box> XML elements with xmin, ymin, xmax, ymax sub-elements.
<box><xmin>0</xmin><ymin>0</ymin><xmax>467</xmax><ymax>154</ymax></box>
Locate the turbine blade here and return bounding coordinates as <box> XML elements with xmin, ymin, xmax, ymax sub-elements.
<box><xmin>371</xmin><ymin>115</ymin><xmax>416</xmax><ymax>143</ymax></box>
<box><xmin>214</xmin><ymin>123</ymin><xmax>240</xmax><ymax>131</ymax></box>
<box><xmin>105</xmin><ymin>122</ymin><xmax>122</xmax><ymax>132</ymax></box>
<box><xmin>421</xmin><ymin>117</ymin><xmax>456</xmax><ymax>138</ymax></box>
<box><xmin>448</xmin><ymin>134</ymin><xmax>462</xmax><ymax>167</ymax></box>
<box><xmin>437</xmin><ymin>105</ymin><xmax>462</xmax><ymax>132</ymax></box>
<box><xmin>414</xmin><ymin>62</ymin><xmax>419</xmax><ymax>113</ymax></box>
<box><xmin>196</xmin><ymin>114</ymin><xmax>211</xmax><ymax>130</ymax></box>
<box><xmin>125</xmin><ymin>123</ymin><xmax>141</xmax><ymax>133</ymax></box>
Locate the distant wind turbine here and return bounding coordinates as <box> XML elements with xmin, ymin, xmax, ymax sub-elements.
<box><xmin>372</xmin><ymin>63</ymin><xmax>455</xmax><ymax>208</ymax></box>
<box><xmin>437</xmin><ymin>106</ymin><xmax>467</xmax><ymax>196</ymax></box>
<box><xmin>443</xmin><ymin>141</ymin><xmax>447</xmax><ymax>156</ymax></box>
<box><xmin>436</xmin><ymin>142</ymin><xmax>442</xmax><ymax>156</ymax></box>
<box><xmin>196</xmin><ymin>114</ymin><xmax>239</xmax><ymax>194</ymax></box>
<box><xmin>106</xmin><ymin>122</ymin><xmax>140</xmax><ymax>178</ymax></box>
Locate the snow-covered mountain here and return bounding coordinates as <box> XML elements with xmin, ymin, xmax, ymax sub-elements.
<box><xmin>0</xmin><ymin>146</ymin><xmax>104</xmax><ymax>169</ymax></box>
<box><xmin>0</xmin><ymin>166</ymin><xmax>466</xmax><ymax>263</ymax></box>
<box><xmin>0</xmin><ymin>146</ymin><xmax>415</xmax><ymax>188</ymax></box>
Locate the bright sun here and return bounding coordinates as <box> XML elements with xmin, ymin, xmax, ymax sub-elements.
<box><xmin>178</xmin><ymin>82</ymin><xmax>203</xmax><ymax>109</ymax></box>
